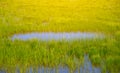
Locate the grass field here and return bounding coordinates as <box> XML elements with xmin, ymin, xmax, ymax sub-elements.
<box><xmin>0</xmin><ymin>0</ymin><xmax>120</xmax><ymax>35</ymax></box>
<box><xmin>0</xmin><ymin>0</ymin><xmax>120</xmax><ymax>73</ymax></box>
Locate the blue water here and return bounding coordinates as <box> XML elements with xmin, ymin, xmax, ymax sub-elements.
<box><xmin>0</xmin><ymin>55</ymin><xmax>102</xmax><ymax>73</ymax></box>
<box><xmin>11</xmin><ymin>32</ymin><xmax>104</xmax><ymax>41</ymax></box>
<box><xmin>8</xmin><ymin>32</ymin><xmax>104</xmax><ymax>73</ymax></box>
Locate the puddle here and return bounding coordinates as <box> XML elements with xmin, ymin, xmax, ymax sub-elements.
<box><xmin>11</xmin><ymin>32</ymin><xmax>104</xmax><ymax>41</ymax></box>
<box><xmin>0</xmin><ymin>55</ymin><xmax>102</xmax><ymax>73</ymax></box>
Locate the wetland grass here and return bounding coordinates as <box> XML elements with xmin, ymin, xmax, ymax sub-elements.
<box><xmin>0</xmin><ymin>0</ymin><xmax>120</xmax><ymax>73</ymax></box>
<box><xmin>0</xmin><ymin>36</ymin><xmax>120</xmax><ymax>73</ymax></box>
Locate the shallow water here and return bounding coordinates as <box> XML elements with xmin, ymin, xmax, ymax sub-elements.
<box><xmin>11</xmin><ymin>32</ymin><xmax>104</xmax><ymax>41</ymax></box>
<box><xmin>0</xmin><ymin>55</ymin><xmax>102</xmax><ymax>73</ymax></box>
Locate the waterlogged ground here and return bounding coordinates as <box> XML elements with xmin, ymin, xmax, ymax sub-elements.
<box><xmin>0</xmin><ymin>37</ymin><xmax>120</xmax><ymax>73</ymax></box>
<box><xmin>0</xmin><ymin>0</ymin><xmax>120</xmax><ymax>73</ymax></box>
<box><xmin>0</xmin><ymin>55</ymin><xmax>102</xmax><ymax>73</ymax></box>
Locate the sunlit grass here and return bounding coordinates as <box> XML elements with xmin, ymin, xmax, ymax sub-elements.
<box><xmin>0</xmin><ymin>0</ymin><xmax>120</xmax><ymax>73</ymax></box>
<box><xmin>0</xmin><ymin>37</ymin><xmax>120</xmax><ymax>72</ymax></box>
<box><xmin>0</xmin><ymin>0</ymin><xmax>120</xmax><ymax>36</ymax></box>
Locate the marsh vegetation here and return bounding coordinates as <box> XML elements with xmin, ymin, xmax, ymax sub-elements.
<box><xmin>0</xmin><ymin>0</ymin><xmax>120</xmax><ymax>73</ymax></box>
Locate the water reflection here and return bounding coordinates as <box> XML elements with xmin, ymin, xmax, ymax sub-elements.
<box><xmin>80</xmin><ymin>54</ymin><xmax>101</xmax><ymax>73</ymax></box>
<box><xmin>0</xmin><ymin>69</ymin><xmax>6</xmax><ymax>73</ymax></box>
<box><xmin>11</xmin><ymin>32</ymin><xmax>104</xmax><ymax>41</ymax></box>
<box><xmin>0</xmin><ymin>55</ymin><xmax>102</xmax><ymax>73</ymax></box>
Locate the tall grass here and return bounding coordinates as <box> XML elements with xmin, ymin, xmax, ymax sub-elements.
<box><xmin>0</xmin><ymin>37</ymin><xmax>120</xmax><ymax>73</ymax></box>
<box><xmin>0</xmin><ymin>0</ymin><xmax>120</xmax><ymax>36</ymax></box>
<box><xmin>0</xmin><ymin>0</ymin><xmax>120</xmax><ymax>73</ymax></box>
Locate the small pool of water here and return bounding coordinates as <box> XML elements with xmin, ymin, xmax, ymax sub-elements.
<box><xmin>0</xmin><ymin>55</ymin><xmax>103</xmax><ymax>73</ymax></box>
<box><xmin>11</xmin><ymin>32</ymin><xmax>104</xmax><ymax>41</ymax></box>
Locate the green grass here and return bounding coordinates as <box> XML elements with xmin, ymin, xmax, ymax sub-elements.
<box><xmin>0</xmin><ymin>0</ymin><xmax>120</xmax><ymax>36</ymax></box>
<box><xmin>0</xmin><ymin>37</ymin><xmax>120</xmax><ymax>73</ymax></box>
<box><xmin>0</xmin><ymin>0</ymin><xmax>120</xmax><ymax>73</ymax></box>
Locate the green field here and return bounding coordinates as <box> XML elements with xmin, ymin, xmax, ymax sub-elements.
<box><xmin>0</xmin><ymin>0</ymin><xmax>120</xmax><ymax>73</ymax></box>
